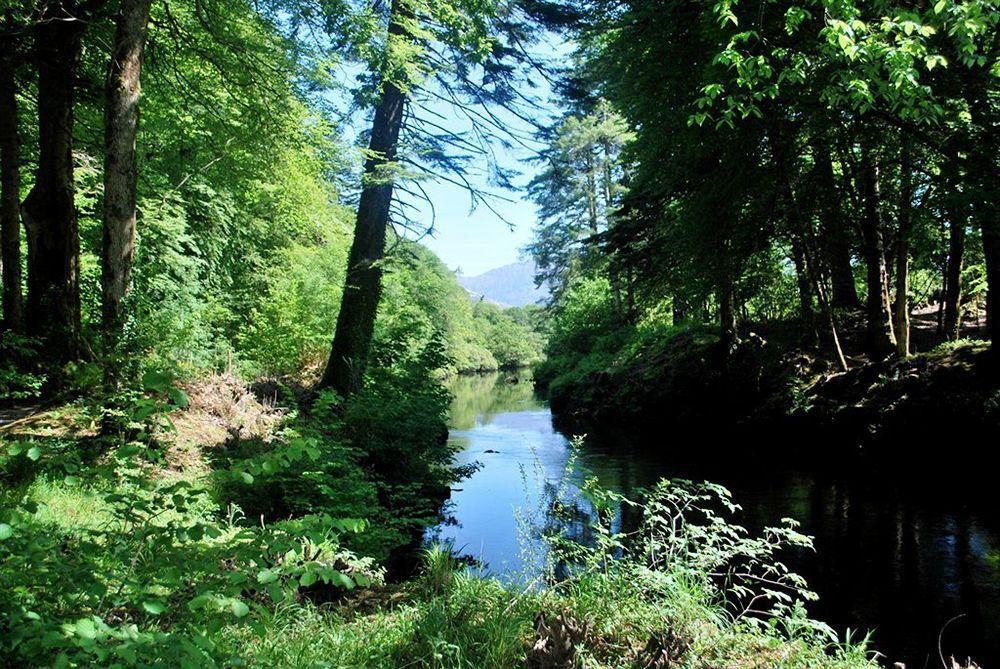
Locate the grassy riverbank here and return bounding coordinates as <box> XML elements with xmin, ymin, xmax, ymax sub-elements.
<box><xmin>536</xmin><ymin>310</ymin><xmax>1000</xmax><ymax>448</ymax></box>
<box><xmin>0</xmin><ymin>371</ymin><xmax>881</xmax><ymax>668</ymax></box>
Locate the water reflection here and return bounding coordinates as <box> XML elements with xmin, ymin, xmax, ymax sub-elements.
<box><xmin>432</xmin><ymin>372</ymin><xmax>1000</xmax><ymax>667</ymax></box>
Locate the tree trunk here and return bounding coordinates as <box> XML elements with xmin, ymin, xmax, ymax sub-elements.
<box><xmin>791</xmin><ymin>233</ymin><xmax>818</xmax><ymax>345</ymax></box>
<box><xmin>0</xmin><ymin>23</ymin><xmax>23</xmax><ymax>333</ymax></box>
<box><xmin>319</xmin><ymin>0</ymin><xmax>407</xmax><ymax>399</ymax></box>
<box><xmin>943</xmin><ymin>154</ymin><xmax>966</xmax><ymax>340</ymax></box>
<box><xmin>718</xmin><ymin>266</ymin><xmax>738</xmax><ymax>358</ymax></box>
<box><xmin>21</xmin><ymin>4</ymin><xmax>86</xmax><ymax>360</ymax></box>
<box><xmin>804</xmin><ymin>230</ymin><xmax>849</xmax><ymax>372</ymax></box>
<box><xmin>812</xmin><ymin>136</ymin><xmax>861</xmax><ymax>310</ymax></box>
<box><xmin>857</xmin><ymin>148</ymin><xmax>896</xmax><ymax>358</ymax></box>
<box><xmin>585</xmin><ymin>151</ymin><xmax>598</xmax><ymax>234</ymax></box>
<box><xmin>894</xmin><ymin>138</ymin><xmax>912</xmax><ymax>358</ymax></box>
<box><xmin>966</xmin><ymin>30</ymin><xmax>1000</xmax><ymax>348</ymax></box>
<box><xmin>102</xmin><ymin>0</ymin><xmax>152</xmax><ymax>363</ymax></box>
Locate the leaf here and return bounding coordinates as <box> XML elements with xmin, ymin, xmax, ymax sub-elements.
<box><xmin>934</xmin><ymin>0</ymin><xmax>946</xmax><ymax>12</ymax></box>
<box><xmin>230</xmin><ymin>599</ymin><xmax>250</xmax><ymax>618</ymax></box>
<box><xmin>257</xmin><ymin>569</ymin><xmax>278</xmax><ymax>584</ymax></box>
<box><xmin>26</xmin><ymin>446</ymin><xmax>41</xmax><ymax>461</ymax></box>
<box><xmin>141</xmin><ymin>370</ymin><xmax>174</xmax><ymax>392</ymax></box>
<box><xmin>74</xmin><ymin>618</ymin><xmax>97</xmax><ymax>639</ymax></box>
<box><xmin>0</xmin><ymin>523</ymin><xmax>12</xmax><ymax>540</ymax></box>
<box><xmin>142</xmin><ymin>600</ymin><xmax>167</xmax><ymax>615</ymax></box>
<box><xmin>299</xmin><ymin>571</ymin><xmax>317</xmax><ymax>587</ymax></box>
<box><xmin>168</xmin><ymin>388</ymin><xmax>190</xmax><ymax>408</ymax></box>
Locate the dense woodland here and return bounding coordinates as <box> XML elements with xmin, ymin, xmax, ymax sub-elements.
<box><xmin>530</xmin><ymin>0</ymin><xmax>1000</xmax><ymax>427</ymax></box>
<box><xmin>0</xmin><ymin>0</ymin><xmax>997</xmax><ymax>665</ymax></box>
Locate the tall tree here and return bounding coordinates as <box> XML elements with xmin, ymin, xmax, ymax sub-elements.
<box><xmin>0</xmin><ymin>15</ymin><xmax>24</xmax><ymax>333</ymax></box>
<box><xmin>21</xmin><ymin>1</ymin><xmax>88</xmax><ymax>360</ymax></box>
<box><xmin>318</xmin><ymin>0</ymin><xmax>407</xmax><ymax>397</ymax></box>
<box><xmin>102</xmin><ymin>0</ymin><xmax>152</xmax><ymax>364</ymax></box>
<box><xmin>810</xmin><ymin>135</ymin><xmax>861</xmax><ymax>310</ymax></box>
<box><xmin>856</xmin><ymin>146</ymin><xmax>896</xmax><ymax>357</ymax></box>
<box><xmin>894</xmin><ymin>137</ymin><xmax>913</xmax><ymax>357</ymax></box>
<box><xmin>943</xmin><ymin>152</ymin><xmax>967</xmax><ymax>340</ymax></box>
<box><xmin>313</xmin><ymin>0</ymin><xmax>538</xmax><ymax>398</ymax></box>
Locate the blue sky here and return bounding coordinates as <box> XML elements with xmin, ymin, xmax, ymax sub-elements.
<box><xmin>416</xmin><ymin>161</ymin><xmax>540</xmax><ymax>277</ymax></box>
<box><xmin>333</xmin><ymin>33</ymin><xmax>568</xmax><ymax>277</ymax></box>
<box><xmin>404</xmin><ymin>56</ymin><xmax>565</xmax><ymax>276</ymax></box>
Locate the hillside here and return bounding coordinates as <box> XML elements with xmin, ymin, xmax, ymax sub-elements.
<box><xmin>457</xmin><ymin>261</ymin><xmax>548</xmax><ymax>307</ymax></box>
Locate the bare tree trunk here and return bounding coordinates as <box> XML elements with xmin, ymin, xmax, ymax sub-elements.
<box><xmin>791</xmin><ymin>233</ymin><xmax>818</xmax><ymax>344</ymax></box>
<box><xmin>585</xmin><ymin>152</ymin><xmax>598</xmax><ymax>234</ymax></box>
<box><xmin>805</xmin><ymin>235</ymin><xmax>849</xmax><ymax>372</ymax></box>
<box><xmin>319</xmin><ymin>0</ymin><xmax>407</xmax><ymax>399</ymax></box>
<box><xmin>22</xmin><ymin>3</ymin><xmax>86</xmax><ymax>361</ymax></box>
<box><xmin>601</xmin><ymin>139</ymin><xmax>625</xmax><ymax>317</ymax></box>
<box><xmin>812</xmin><ymin>136</ymin><xmax>861</xmax><ymax>309</ymax></box>
<box><xmin>0</xmin><ymin>20</ymin><xmax>24</xmax><ymax>333</ymax></box>
<box><xmin>102</xmin><ymin>0</ymin><xmax>152</xmax><ymax>365</ymax></box>
<box><xmin>719</xmin><ymin>282</ymin><xmax>737</xmax><ymax>352</ymax></box>
<box><xmin>857</xmin><ymin>148</ymin><xmax>896</xmax><ymax>358</ymax></box>
<box><xmin>718</xmin><ymin>251</ymin><xmax>739</xmax><ymax>361</ymax></box>
<box><xmin>967</xmin><ymin>33</ymin><xmax>1000</xmax><ymax>349</ymax></box>
<box><xmin>894</xmin><ymin>138</ymin><xmax>912</xmax><ymax>357</ymax></box>
<box><xmin>943</xmin><ymin>154</ymin><xmax>966</xmax><ymax>340</ymax></box>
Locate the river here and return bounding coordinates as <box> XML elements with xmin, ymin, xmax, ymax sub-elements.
<box><xmin>429</xmin><ymin>371</ymin><xmax>1000</xmax><ymax>667</ymax></box>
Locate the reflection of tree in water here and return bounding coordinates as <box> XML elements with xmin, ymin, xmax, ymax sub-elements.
<box><xmin>447</xmin><ymin>371</ymin><xmax>545</xmax><ymax>430</ymax></box>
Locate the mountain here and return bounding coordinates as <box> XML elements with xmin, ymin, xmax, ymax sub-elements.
<box><xmin>457</xmin><ymin>261</ymin><xmax>548</xmax><ymax>308</ymax></box>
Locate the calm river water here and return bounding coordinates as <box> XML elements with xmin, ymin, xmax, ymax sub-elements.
<box><xmin>429</xmin><ymin>371</ymin><xmax>1000</xmax><ymax>667</ymax></box>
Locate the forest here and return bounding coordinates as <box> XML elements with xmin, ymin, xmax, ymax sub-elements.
<box><xmin>0</xmin><ymin>0</ymin><xmax>998</xmax><ymax>666</ymax></box>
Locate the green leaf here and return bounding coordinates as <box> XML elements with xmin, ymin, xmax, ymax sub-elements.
<box><xmin>257</xmin><ymin>569</ymin><xmax>278</xmax><ymax>584</ymax></box>
<box><xmin>26</xmin><ymin>446</ymin><xmax>41</xmax><ymax>461</ymax></box>
<box><xmin>230</xmin><ymin>599</ymin><xmax>250</xmax><ymax>618</ymax></box>
<box><xmin>0</xmin><ymin>523</ymin><xmax>12</xmax><ymax>540</ymax></box>
<box><xmin>299</xmin><ymin>571</ymin><xmax>317</xmax><ymax>587</ymax></box>
<box><xmin>74</xmin><ymin>618</ymin><xmax>97</xmax><ymax>639</ymax></box>
<box><xmin>142</xmin><ymin>600</ymin><xmax>167</xmax><ymax>615</ymax></box>
<box><xmin>934</xmin><ymin>0</ymin><xmax>946</xmax><ymax>12</ymax></box>
<box><xmin>168</xmin><ymin>388</ymin><xmax>190</xmax><ymax>408</ymax></box>
<box><xmin>142</xmin><ymin>370</ymin><xmax>174</xmax><ymax>392</ymax></box>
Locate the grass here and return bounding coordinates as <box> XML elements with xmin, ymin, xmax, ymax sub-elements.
<box><xmin>215</xmin><ymin>557</ymin><xmax>877</xmax><ymax>669</ymax></box>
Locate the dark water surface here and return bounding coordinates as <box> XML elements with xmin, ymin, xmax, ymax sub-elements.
<box><xmin>430</xmin><ymin>372</ymin><xmax>1000</xmax><ymax>667</ymax></box>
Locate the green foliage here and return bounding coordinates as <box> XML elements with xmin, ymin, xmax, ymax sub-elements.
<box><xmin>0</xmin><ymin>374</ymin><xmax>381</xmax><ymax>668</ymax></box>
<box><xmin>0</xmin><ymin>332</ymin><xmax>45</xmax><ymax>402</ymax></box>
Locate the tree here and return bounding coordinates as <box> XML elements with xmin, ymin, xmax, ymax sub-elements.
<box><xmin>0</xmin><ymin>13</ymin><xmax>24</xmax><ymax>333</ymax></box>
<box><xmin>21</xmin><ymin>1</ymin><xmax>90</xmax><ymax>361</ymax></box>
<box><xmin>102</xmin><ymin>0</ymin><xmax>153</xmax><ymax>369</ymax></box>
<box><xmin>319</xmin><ymin>0</ymin><xmax>407</xmax><ymax>397</ymax></box>
<box><xmin>314</xmin><ymin>0</ymin><xmax>541</xmax><ymax>398</ymax></box>
<box><xmin>526</xmin><ymin>100</ymin><xmax>633</xmax><ymax>302</ymax></box>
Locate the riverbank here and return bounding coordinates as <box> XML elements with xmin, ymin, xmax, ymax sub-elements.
<box><xmin>1</xmin><ymin>369</ymin><xmax>884</xmax><ymax>668</ymax></box>
<box><xmin>536</xmin><ymin>319</ymin><xmax>1000</xmax><ymax>451</ymax></box>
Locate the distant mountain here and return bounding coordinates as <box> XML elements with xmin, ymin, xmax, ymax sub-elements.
<box><xmin>457</xmin><ymin>261</ymin><xmax>548</xmax><ymax>308</ymax></box>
